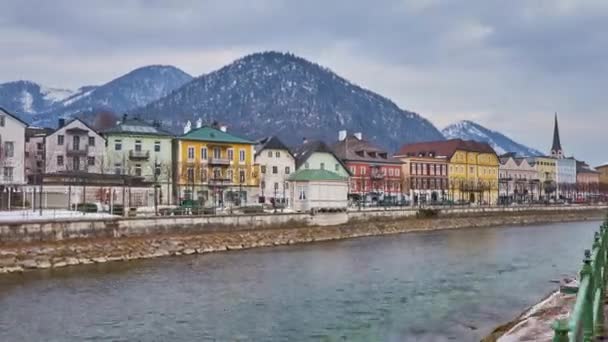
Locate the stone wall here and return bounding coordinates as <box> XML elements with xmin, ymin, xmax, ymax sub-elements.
<box><xmin>0</xmin><ymin>207</ymin><xmax>605</xmax><ymax>274</ymax></box>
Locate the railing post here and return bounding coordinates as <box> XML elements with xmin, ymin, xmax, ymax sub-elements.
<box><xmin>552</xmin><ymin>319</ymin><xmax>569</xmax><ymax>342</ymax></box>
<box><xmin>582</xmin><ymin>249</ymin><xmax>594</xmax><ymax>342</ymax></box>
<box><xmin>593</xmin><ymin>232</ymin><xmax>605</xmax><ymax>337</ymax></box>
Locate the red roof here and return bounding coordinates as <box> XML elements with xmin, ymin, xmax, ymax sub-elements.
<box><xmin>395</xmin><ymin>139</ymin><xmax>497</xmax><ymax>159</ymax></box>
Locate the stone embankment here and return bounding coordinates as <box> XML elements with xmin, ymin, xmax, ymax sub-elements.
<box><xmin>0</xmin><ymin>207</ymin><xmax>605</xmax><ymax>274</ymax></box>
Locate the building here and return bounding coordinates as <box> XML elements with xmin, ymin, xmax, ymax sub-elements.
<box><xmin>498</xmin><ymin>154</ymin><xmax>539</xmax><ymax>203</ymax></box>
<box><xmin>44</xmin><ymin>118</ymin><xmax>106</xmax><ymax>174</ymax></box>
<box><xmin>550</xmin><ymin>114</ymin><xmax>577</xmax><ymax>199</ymax></box>
<box><xmin>290</xmin><ymin>139</ymin><xmax>350</xmax><ymax>211</ymax></box>
<box><xmin>332</xmin><ymin>131</ymin><xmax>402</xmax><ymax>204</ymax></box>
<box><xmin>597</xmin><ymin>163</ymin><xmax>608</xmax><ymax>195</ymax></box>
<box><xmin>527</xmin><ymin>156</ymin><xmax>557</xmax><ymax>200</ymax></box>
<box><xmin>254</xmin><ymin>136</ymin><xmax>295</xmax><ymax>208</ymax></box>
<box><xmin>0</xmin><ymin>107</ymin><xmax>28</xmax><ymax>186</ymax></box>
<box><xmin>576</xmin><ymin>161</ymin><xmax>600</xmax><ymax>201</ymax></box>
<box><xmin>24</xmin><ymin>126</ymin><xmax>53</xmax><ymax>182</ymax></box>
<box><xmin>101</xmin><ymin>115</ymin><xmax>174</xmax><ymax>205</ymax></box>
<box><xmin>173</xmin><ymin>124</ymin><xmax>259</xmax><ymax>207</ymax></box>
<box><xmin>396</xmin><ymin>139</ymin><xmax>499</xmax><ymax>205</ymax></box>
<box><xmin>393</xmin><ymin>148</ymin><xmax>448</xmax><ymax>205</ymax></box>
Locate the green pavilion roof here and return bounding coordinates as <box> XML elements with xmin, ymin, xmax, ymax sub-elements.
<box><xmin>287</xmin><ymin>169</ymin><xmax>347</xmax><ymax>182</ymax></box>
<box><xmin>179</xmin><ymin>126</ymin><xmax>254</xmax><ymax>144</ymax></box>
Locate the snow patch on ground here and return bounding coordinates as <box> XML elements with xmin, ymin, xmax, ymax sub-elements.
<box><xmin>19</xmin><ymin>90</ymin><xmax>33</xmax><ymax>113</ymax></box>
<box><xmin>0</xmin><ymin>210</ymin><xmax>115</xmax><ymax>222</ymax></box>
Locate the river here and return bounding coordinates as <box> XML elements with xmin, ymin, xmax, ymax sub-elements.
<box><xmin>0</xmin><ymin>220</ymin><xmax>600</xmax><ymax>341</ymax></box>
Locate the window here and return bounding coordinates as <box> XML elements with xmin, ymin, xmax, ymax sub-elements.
<box><xmin>56</xmin><ymin>155</ymin><xmax>64</xmax><ymax>166</ymax></box>
<box><xmin>335</xmin><ymin>164</ymin><xmax>339</xmax><ymax>172</ymax></box>
<box><xmin>239</xmin><ymin>149</ymin><xmax>246</xmax><ymax>162</ymax></box>
<box><xmin>188</xmin><ymin>147</ymin><xmax>195</xmax><ymax>160</ymax></box>
<box><xmin>36</xmin><ymin>142</ymin><xmax>43</xmax><ymax>151</ymax></box>
<box><xmin>72</xmin><ymin>156</ymin><xmax>80</xmax><ymax>171</ymax></box>
<box><xmin>274</xmin><ymin>182</ymin><xmax>279</xmax><ymax>190</ymax></box>
<box><xmin>3</xmin><ymin>167</ymin><xmax>13</xmax><ymax>181</ymax></box>
<box><xmin>298</xmin><ymin>186</ymin><xmax>307</xmax><ymax>200</ymax></box>
<box><xmin>115</xmin><ymin>140</ymin><xmax>122</xmax><ymax>151</ymax></box>
<box><xmin>154</xmin><ymin>141</ymin><xmax>161</xmax><ymax>152</ymax></box>
<box><xmin>395</xmin><ymin>168</ymin><xmax>400</xmax><ymax>177</ymax></box>
<box><xmin>388</xmin><ymin>168</ymin><xmax>393</xmax><ymax>176</ymax></box>
<box><xmin>0</xmin><ymin>116</ymin><xmax>4</xmax><ymax>127</ymax></box>
<box><xmin>135</xmin><ymin>140</ymin><xmax>142</xmax><ymax>152</ymax></box>
<box><xmin>239</xmin><ymin>170</ymin><xmax>246</xmax><ymax>183</ymax></box>
<box><xmin>272</xmin><ymin>166</ymin><xmax>278</xmax><ymax>174</ymax></box>
<box><xmin>114</xmin><ymin>163</ymin><xmax>122</xmax><ymax>175</ymax></box>
<box><xmin>187</xmin><ymin>168</ymin><xmax>194</xmax><ymax>182</ymax></box>
<box><xmin>285</xmin><ymin>166</ymin><xmax>290</xmax><ymax>174</ymax></box>
<box><xmin>57</xmin><ymin>135</ymin><xmax>64</xmax><ymax>145</ymax></box>
<box><xmin>275</xmin><ymin>151</ymin><xmax>280</xmax><ymax>158</ymax></box>
<box><xmin>320</xmin><ymin>162</ymin><xmax>325</xmax><ymax>170</ymax></box>
<box><xmin>268</xmin><ymin>151</ymin><xmax>273</xmax><ymax>158</ymax></box>
<box><xmin>4</xmin><ymin>141</ymin><xmax>14</xmax><ymax>158</ymax></box>
<box><xmin>361</xmin><ymin>166</ymin><xmax>366</xmax><ymax>175</ymax></box>
<box><xmin>305</xmin><ymin>162</ymin><xmax>310</xmax><ymax>169</ymax></box>
<box><xmin>72</xmin><ymin>135</ymin><xmax>80</xmax><ymax>150</ymax></box>
<box><xmin>213</xmin><ymin>147</ymin><xmax>221</xmax><ymax>159</ymax></box>
<box><xmin>155</xmin><ymin>166</ymin><xmax>161</xmax><ymax>176</ymax></box>
<box><xmin>88</xmin><ymin>136</ymin><xmax>95</xmax><ymax>146</ymax></box>
<box><xmin>87</xmin><ymin>156</ymin><xmax>95</xmax><ymax>166</ymax></box>
<box><xmin>350</xmin><ymin>167</ymin><xmax>356</xmax><ymax>175</ymax></box>
<box><xmin>201</xmin><ymin>168</ymin><xmax>207</xmax><ymax>181</ymax></box>
<box><xmin>470</xmin><ymin>166</ymin><xmax>474</xmax><ymax>174</ymax></box>
<box><xmin>261</xmin><ymin>165</ymin><xmax>267</xmax><ymax>174</ymax></box>
<box><xmin>261</xmin><ymin>180</ymin><xmax>266</xmax><ymax>190</ymax></box>
<box><xmin>213</xmin><ymin>168</ymin><xmax>221</xmax><ymax>179</ymax></box>
<box><xmin>227</xmin><ymin>149</ymin><xmax>234</xmax><ymax>161</ymax></box>
<box><xmin>227</xmin><ymin>169</ymin><xmax>233</xmax><ymax>181</ymax></box>
<box><xmin>201</xmin><ymin>147</ymin><xmax>207</xmax><ymax>160</ymax></box>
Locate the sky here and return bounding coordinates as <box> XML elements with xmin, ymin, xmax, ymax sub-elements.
<box><xmin>1</xmin><ymin>0</ymin><xmax>607</xmax><ymax>165</ymax></box>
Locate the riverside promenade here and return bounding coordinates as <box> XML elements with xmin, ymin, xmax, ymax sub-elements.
<box><xmin>486</xmin><ymin>214</ymin><xmax>608</xmax><ymax>341</ymax></box>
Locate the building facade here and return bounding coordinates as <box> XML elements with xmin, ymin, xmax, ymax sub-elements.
<box><xmin>527</xmin><ymin>156</ymin><xmax>557</xmax><ymax>200</ymax></box>
<box><xmin>254</xmin><ymin>136</ymin><xmax>295</xmax><ymax>208</ymax></box>
<box><xmin>393</xmin><ymin>151</ymin><xmax>448</xmax><ymax>205</ymax></box>
<box><xmin>101</xmin><ymin>116</ymin><xmax>174</xmax><ymax>205</ymax></box>
<box><xmin>556</xmin><ymin>158</ymin><xmax>577</xmax><ymax>200</ymax></box>
<box><xmin>498</xmin><ymin>155</ymin><xmax>538</xmax><ymax>203</ymax></box>
<box><xmin>332</xmin><ymin>131</ymin><xmax>402</xmax><ymax>204</ymax></box>
<box><xmin>24</xmin><ymin>127</ymin><xmax>53</xmax><ymax>182</ymax></box>
<box><xmin>397</xmin><ymin>139</ymin><xmax>499</xmax><ymax>205</ymax></box>
<box><xmin>597</xmin><ymin>164</ymin><xmax>608</xmax><ymax>195</ymax></box>
<box><xmin>0</xmin><ymin>108</ymin><xmax>28</xmax><ymax>187</ymax></box>
<box><xmin>576</xmin><ymin>161</ymin><xmax>600</xmax><ymax>201</ymax></box>
<box><xmin>45</xmin><ymin>119</ymin><xmax>106</xmax><ymax>174</ymax></box>
<box><xmin>173</xmin><ymin>125</ymin><xmax>259</xmax><ymax>207</ymax></box>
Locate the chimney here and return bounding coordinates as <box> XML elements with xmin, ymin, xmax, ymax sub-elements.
<box><xmin>122</xmin><ymin>114</ymin><xmax>128</xmax><ymax>122</ymax></box>
<box><xmin>219</xmin><ymin>125</ymin><xmax>227</xmax><ymax>132</ymax></box>
<box><xmin>196</xmin><ymin>118</ymin><xmax>202</xmax><ymax>129</ymax></box>
<box><xmin>338</xmin><ymin>130</ymin><xmax>347</xmax><ymax>141</ymax></box>
<box><xmin>183</xmin><ymin>120</ymin><xmax>192</xmax><ymax>134</ymax></box>
<box><xmin>354</xmin><ymin>132</ymin><xmax>362</xmax><ymax>140</ymax></box>
<box><xmin>302</xmin><ymin>137</ymin><xmax>308</xmax><ymax>144</ymax></box>
<box><xmin>58</xmin><ymin>118</ymin><xmax>65</xmax><ymax>128</ymax></box>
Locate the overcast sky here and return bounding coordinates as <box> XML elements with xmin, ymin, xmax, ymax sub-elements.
<box><xmin>1</xmin><ymin>0</ymin><xmax>607</xmax><ymax>165</ymax></box>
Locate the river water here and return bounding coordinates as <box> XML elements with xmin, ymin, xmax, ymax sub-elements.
<box><xmin>0</xmin><ymin>221</ymin><xmax>601</xmax><ymax>341</ymax></box>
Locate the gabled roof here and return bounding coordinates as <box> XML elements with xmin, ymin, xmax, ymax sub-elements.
<box><xmin>101</xmin><ymin>117</ymin><xmax>173</xmax><ymax>137</ymax></box>
<box><xmin>255</xmin><ymin>136</ymin><xmax>293</xmax><ymax>158</ymax></box>
<box><xmin>595</xmin><ymin>163</ymin><xmax>608</xmax><ymax>170</ymax></box>
<box><xmin>26</xmin><ymin>126</ymin><xmax>53</xmax><ymax>138</ymax></box>
<box><xmin>178</xmin><ymin>126</ymin><xmax>254</xmax><ymax>144</ymax></box>
<box><xmin>287</xmin><ymin>169</ymin><xmax>347</xmax><ymax>182</ymax></box>
<box><xmin>292</xmin><ymin>140</ymin><xmax>351</xmax><ymax>175</ymax></box>
<box><xmin>49</xmin><ymin>117</ymin><xmax>105</xmax><ymax>140</ymax></box>
<box><xmin>0</xmin><ymin>107</ymin><xmax>29</xmax><ymax>127</ymax></box>
<box><xmin>332</xmin><ymin>135</ymin><xmax>401</xmax><ymax>165</ymax></box>
<box><xmin>395</xmin><ymin>139</ymin><xmax>496</xmax><ymax>159</ymax></box>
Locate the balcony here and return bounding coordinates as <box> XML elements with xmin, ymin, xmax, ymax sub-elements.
<box><xmin>0</xmin><ymin>157</ymin><xmax>16</xmax><ymax>167</ymax></box>
<box><xmin>208</xmin><ymin>177</ymin><xmax>232</xmax><ymax>186</ymax></box>
<box><xmin>371</xmin><ymin>170</ymin><xmax>385</xmax><ymax>180</ymax></box>
<box><xmin>209</xmin><ymin>157</ymin><xmax>230</xmax><ymax>166</ymax></box>
<box><xmin>66</xmin><ymin>145</ymin><xmax>89</xmax><ymax>157</ymax></box>
<box><xmin>129</xmin><ymin>149</ymin><xmax>150</xmax><ymax>161</ymax></box>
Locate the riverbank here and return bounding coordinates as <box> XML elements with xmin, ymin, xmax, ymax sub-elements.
<box><xmin>0</xmin><ymin>207</ymin><xmax>605</xmax><ymax>274</ymax></box>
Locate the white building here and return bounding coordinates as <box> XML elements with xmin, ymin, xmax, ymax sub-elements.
<box><xmin>0</xmin><ymin>107</ymin><xmax>28</xmax><ymax>186</ymax></box>
<box><xmin>45</xmin><ymin>118</ymin><xmax>106</xmax><ymax>174</ymax></box>
<box><xmin>254</xmin><ymin>136</ymin><xmax>295</xmax><ymax>208</ymax></box>
<box><xmin>498</xmin><ymin>155</ymin><xmax>538</xmax><ymax>202</ymax></box>
<box><xmin>556</xmin><ymin>158</ymin><xmax>577</xmax><ymax>200</ymax></box>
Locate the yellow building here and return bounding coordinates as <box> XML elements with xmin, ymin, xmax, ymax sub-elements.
<box><xmin>527</xmin><ymin>156</ymin><xmax>557</xmax><ymax>199</ymax></box>
<box><xmin>173</xmin><ymin>125</ymin><xmax>258</xmax><ymax>207</ymax></box>
<box><xmin>397</xmin><ymin>139</ymin><xmax>499</xmax><ymax>205</ymax></box>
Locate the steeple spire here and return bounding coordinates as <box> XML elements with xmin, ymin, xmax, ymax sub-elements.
<box><xmin>551</xmin><ymin>112</ymin><xmax>563</xmax><ymax>158</ymax></box>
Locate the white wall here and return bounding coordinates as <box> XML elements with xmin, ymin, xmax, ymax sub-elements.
<box><xmin>0</xmin><ymin>109</ymin><xmax>27</xmax><ymax>185</ymax></box>
<box><xmin>290</xmin><ymin>180</ymin><xmax>348</xmax><ymax>212</ymax></box>
<box><xmin>45</xmin><ymin>120</ymin><xmax>106</xmax><ymax>174</ymax></box>
<box><xmin>255</xmin><ymin>148</ymin><xmax>295</xmax><ymax>205</ymax></box>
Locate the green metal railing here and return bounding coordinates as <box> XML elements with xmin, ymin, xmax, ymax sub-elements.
<box><xmin>553</xmin><ymin>214</ymin><xmax>608</xmax><ymax>342</ymax></box>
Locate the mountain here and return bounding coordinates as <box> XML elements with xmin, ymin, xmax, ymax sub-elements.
<box><xmin>0</xmin><ymin>80</ymin><xmax>76</xmax><ymax>118</ymax></box>
<box><xmin>136</xmin><ymin>51</ymin><xmax>444</xmax><ymax>151</ymax></box>
<box><xmin>0</xmin><ymin>65</ymin><xmax>193</xmax><ymax>126</ymax></box>
<box><xmin>442</xmin><ymin>120</ymin><xmax>542</xmax><ymax>156</ymax></box>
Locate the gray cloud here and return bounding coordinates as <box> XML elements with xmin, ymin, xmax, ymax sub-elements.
<box><xmin>1</xmin><ymin>0</ymin><xmax>607</xmax><ymax>164</ymax></box>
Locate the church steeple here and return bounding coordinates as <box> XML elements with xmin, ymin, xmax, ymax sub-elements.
<box><xmin>551</xmin><ymin>113</ymin><xmax>563</xmax><ymax>158</ymax></box>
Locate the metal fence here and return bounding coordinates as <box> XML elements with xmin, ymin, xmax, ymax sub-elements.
<box><xmin>553</xmin><ymin>214</ymin><xmax>608</xmax><ymax>341</ymax></box>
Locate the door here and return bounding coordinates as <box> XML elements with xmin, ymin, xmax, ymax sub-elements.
<box><xmin>73</xmin><ymin>135</ymin><xmax>80</xmax><ymax>150</ymax></box>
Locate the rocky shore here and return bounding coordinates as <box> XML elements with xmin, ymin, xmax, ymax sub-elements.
<box><xmin>0</xmin><ymin>208</ymin><xmax>605</xmax><ymax>274</ymax></box>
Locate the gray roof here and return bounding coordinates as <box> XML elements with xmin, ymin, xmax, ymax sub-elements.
<box><xmin>292</xmin><ymin>140</ymin><xmax>352</xmax><ymax>175</ymax></box>
<box><xmin>255</xmin><ymin>136</ymin><xmax>293</xmax><ymax>158</ymax></box>
<box><xmin>101</xmin><ymin>118</ymin><xmax>173</xmax><ymax>137</ymax></box>
<box><xmin>332</xmin><ymin>135</ymin><xmax>401</xmax><ymax>165</ymax></box>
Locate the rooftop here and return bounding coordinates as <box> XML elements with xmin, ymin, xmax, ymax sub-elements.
<box><xmin>287</xmin><ymin>169</ymin><xmax>347</xmax><ymax>182</ymax></box>
<box><xmin>101</xmin><ymin>117</ymin><xmax>173</xmax><ymax>137</ymax></box>
<box><xmin>178</xmin><ymin>126</ymin><xmax>254</xmax><ymax>144</ymax></box>
<box><xmin>332</xmin><ymin>135</ymin><xmax>401</xmax><ymax>165</ymax></box>
<box><xmin>395</xmin><ymin>139</ymin><xmax>496</xmax><ymax>159</ymax></box>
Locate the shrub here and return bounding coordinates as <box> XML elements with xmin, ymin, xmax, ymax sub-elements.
<box><xmin>416</xmin><ymin>208</ymin><xmax>440</xmax><ymax>218</ymax></box>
